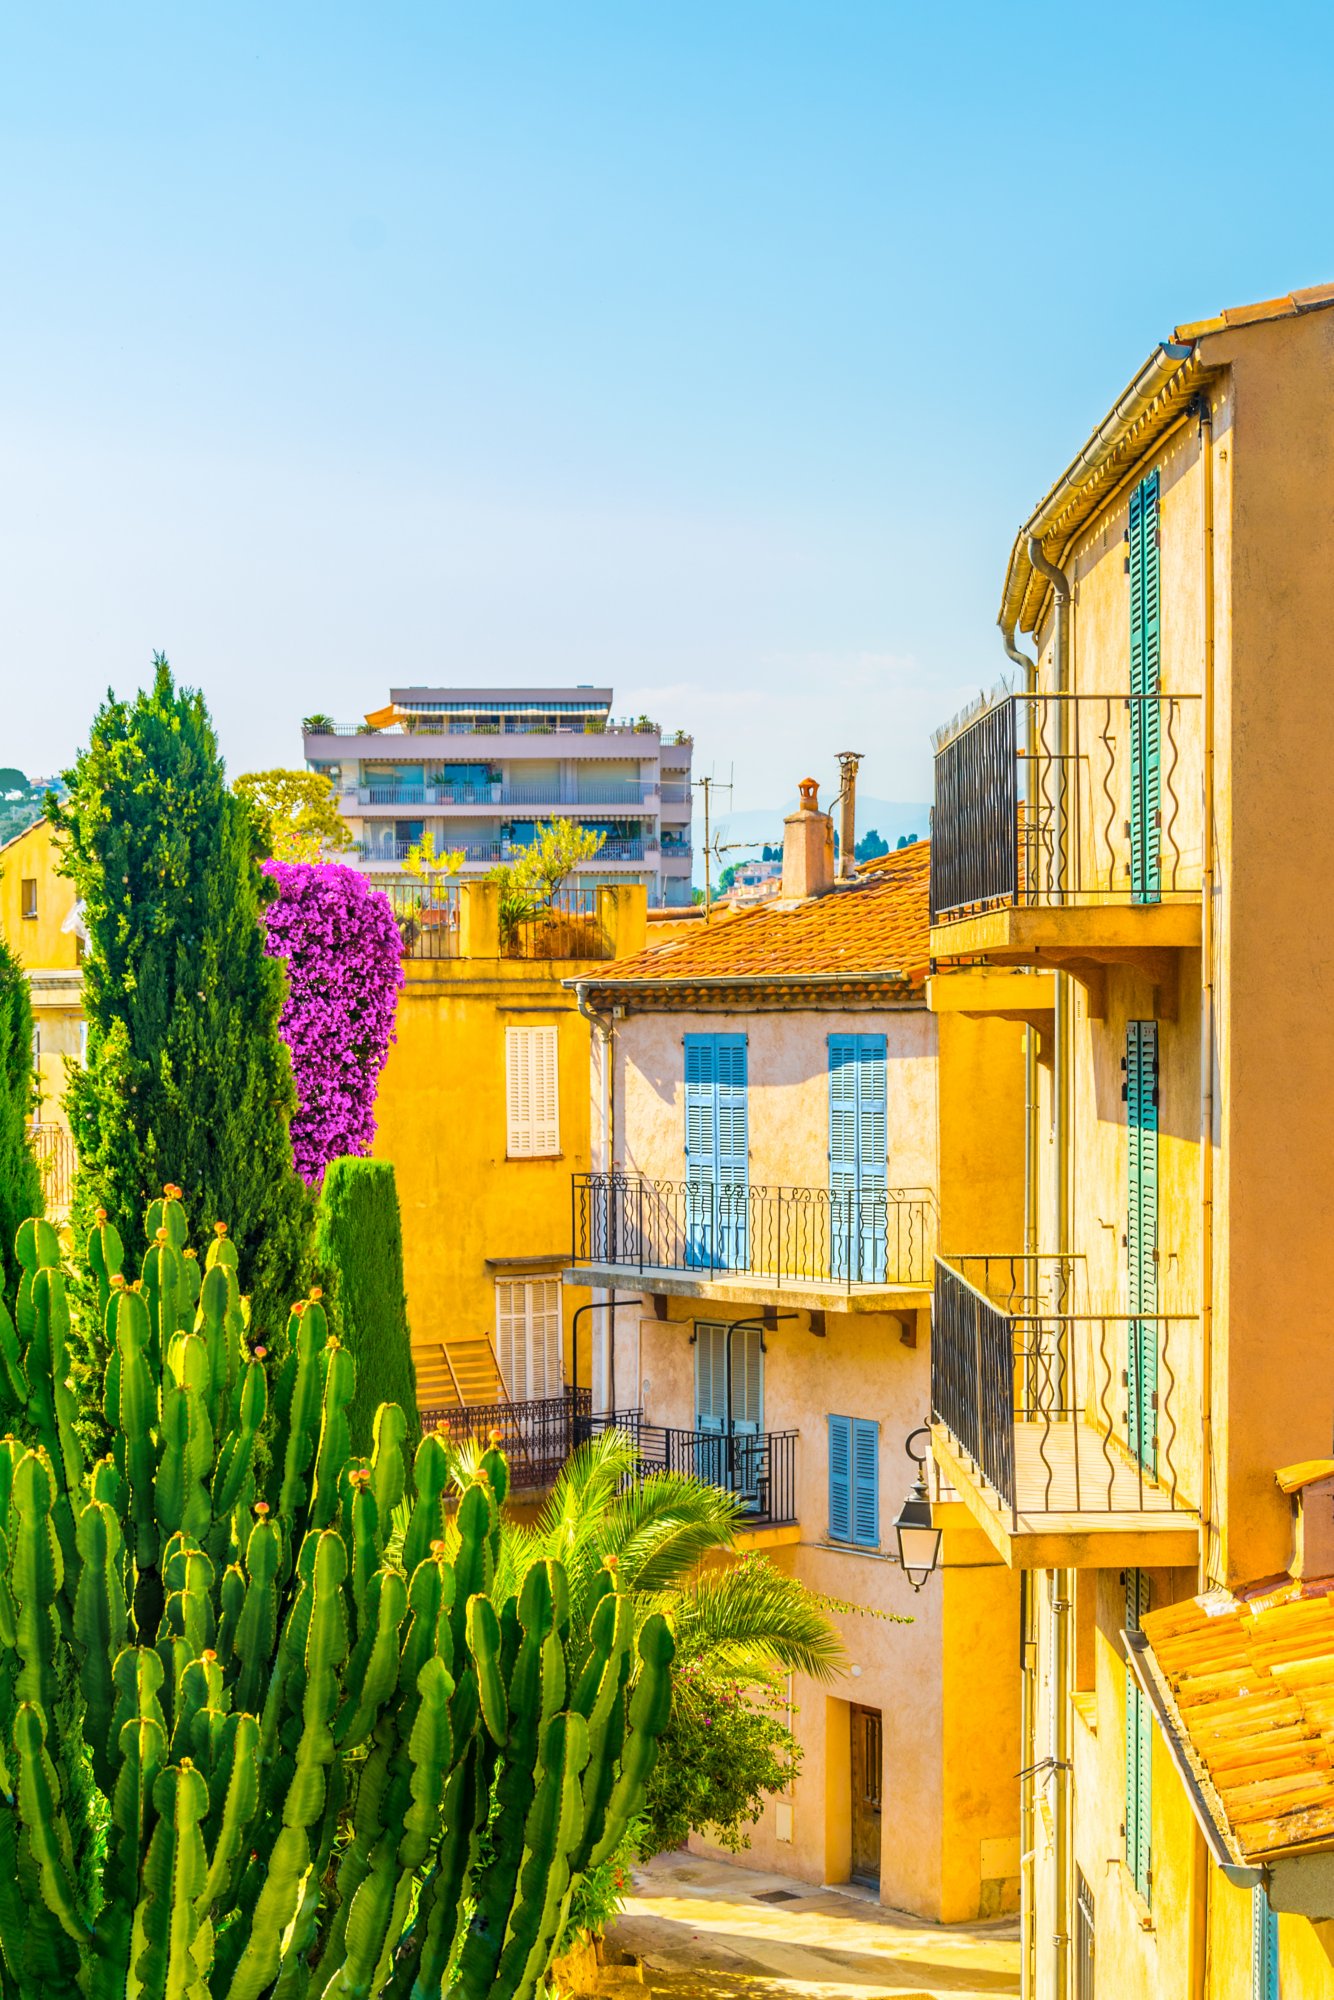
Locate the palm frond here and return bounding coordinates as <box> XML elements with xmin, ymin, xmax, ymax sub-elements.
<box><xmin>669</xmin><ymin>1558</ymin><xmax>850</xmax><ymax>1683</ymax></box>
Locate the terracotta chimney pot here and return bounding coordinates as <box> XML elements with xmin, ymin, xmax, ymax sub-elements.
<box><xmin>781</xmin><ymin>778</ymin><xmax>836</xmax><ymax>900</ymax></box>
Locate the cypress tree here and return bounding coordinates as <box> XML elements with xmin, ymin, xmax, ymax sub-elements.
<box><xmin>49</xmin><ymin>654</ymin><xmax>311</xmax><ymax>1346</ymax></box>
<box><xmin>0</xmin><ymin>937</ymin><xmax>43</xmax><ymax>1304</ymax></box>
<box><xmin>314</xmin><ymin>1156</ymin><xmax>419</xmax><ymax>1455</ymax></box>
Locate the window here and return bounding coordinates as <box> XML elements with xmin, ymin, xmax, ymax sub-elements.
<box><xmin>1252</xmin><ymin>1883</ymin><xmax>1279</xmax><ymax>2000</ymax></box>
<box><xmin>494</xmin><ymin>1278</ymin><xmax>562</xmax><ymax>1401</ymax></box>
<box><xmin>828</xmin><ymin>1415</ymin><xmax>879</xmax><ymax>1547</ymax></box>
<box><xmin>828</xmin><ymin>1034</ymin><xmax>888</xmax><ymax>1281</ymax></box>
<box><xmin>505</xmin><ymin>1025</ymin><xmax>559</xmax><ymax>1156</ymax></box>
<box><xmin>20</xmin><ymin>878</ymin><xmax>37</xmax><ymax>920</ymax></box>
<box><xmin>684</xmin><ymin>1033</ymin><xmax>748</xmax><ymax>1267</ymax></box>
<box><xmin>1124</xmin><ymin>1568</ymin><xmax>1152</xmax><ymax>1903</ymax></box>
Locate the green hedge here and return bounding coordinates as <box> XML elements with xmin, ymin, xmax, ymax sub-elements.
<box><xmin>314</xmin><ymin>1155</ymin><xmax>420</xmax><ymax>1454</ymax></box>
<box><xmin>0</xmin><ymin>937</ymin><xmax>43</xmax><ymax>1308</ymax></box>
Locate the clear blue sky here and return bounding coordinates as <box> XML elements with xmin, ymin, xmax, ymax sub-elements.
<box><xmin>4</xmin><ymin>3</ymin><xmax>1332</xmax><ymax>813</ymax></box>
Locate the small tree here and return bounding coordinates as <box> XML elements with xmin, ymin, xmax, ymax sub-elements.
<box><xmin>0</xmin><ymin>938</ymin><xmax>42</xmax><ymax>1304</ymax></box>
<box><xmin>261</xmin><ymin>862</ymin><xmax>403</xmax><ymax>1186</ymax></box>
<box><xmin>233</xmin><ymin>767</ymin><xmax>354</xmax><ymax>862</ymax></box>
<box><xmin>48</xmin><ymin>654</ymin><xmax>311</xmax><ymax>1349</ymax></box>
<box><xmin>490</xmin><ymin>818</ymin><xmax>606</xmax><ymax>948</ymax></box>
<box><xmin>314</xmin><ymin>1155</ymin><xmax>420</xmax><ymax>1454</ymax></box>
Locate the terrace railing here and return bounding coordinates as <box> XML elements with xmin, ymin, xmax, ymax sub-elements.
<box><xmin>347</xmin><ymin>781</ymin><xmax>658</xmax><ymax>809</ymax></box>
<box><xmin>419</xmin><ymin>1389</ymin><xmax>592</xmax><ymax>1489</ymax></box>
<box><xmin>585</xmin><ymin>1413</ymin><xmax>797</xmax><ymax>1527</ymax></box>
<box><xmin>572</xmin><ymin>1173</ymin><xmax>936</xmax><ymax>1289</ymax></box>
<box><xmin>382</xmin><ymin>883</ymin><xmax>461</xmax><ymax>959</ymax></box>
<box><xmin>501</xmin><ymin>890</ymin><xmax>613</xmax><ymax>961</ymax></box>
<box><xmin>929</xmin><ymin>690</ymin><xmax>1202</xmax><ymax>921</ymax></box>
<box><xmin>31</xmin><ymin>1122</ymin><xmax>74</xmax><ymax>1216</ymax></box>
<box><xmin>930</xmin><ymin>1254</ymin><xmax>1196</xmax><ymax>1525</ymax></box>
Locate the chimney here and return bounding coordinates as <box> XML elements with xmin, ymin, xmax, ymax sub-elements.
<box><xmin>782</xmin><ymin>778</ymin><xmax>835</xmax><ymax>900</ymax></box>
<box><xmin>836</xmin><ymin>750</ymin><xmax>863</xmax><ymax>880</ymax></box>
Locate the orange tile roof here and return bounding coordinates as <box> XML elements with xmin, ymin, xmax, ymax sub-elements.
<box><xmin>1174</xmin><ymin>280</ymin><xmax>1334</xmax><ymax>341</ymax></box>
<box><xmin>598</xmin><ymin>839</ymin><xmax>930</xmax><ymax>991</ymax></box>
<box><xmin>1141</xmin><ymin>1577</ymin><xmax>1334</xmax><ymax>1861</ymax></box>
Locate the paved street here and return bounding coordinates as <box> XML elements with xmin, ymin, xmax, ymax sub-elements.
<box><xmin>606</xmin><ymin>1852</ymin><xmax>1021</xmax><ymax>1999</ymax></box>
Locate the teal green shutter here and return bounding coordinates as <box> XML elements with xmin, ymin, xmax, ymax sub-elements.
<box><xmin>1125</xmin><ymin>1021</ymin><xmax>1159</xmax><ymax>1473</ymax></box>
<box><xmin>1252</xmin><ymin>1883</ymin><xmax>1279</xmax><ymax>2000</ymax></box>
<box><xmin>684</xmin><ymin>1034</ymin><xmax>749</xmax><ymax>1267</ymax></box>
<box><xmin>1125</xmin><ymin>1569</ymin><xmax>1152</xmax><ymax>1902</ymax></box>
<box><xmin>828</xmin><ymin>1415</ymin><xmax>852</xmax><ymax>1541</ymax></box>
<box><xmin>1129</xmin><ymin>470</ymin><xmax>1162</xmax><ymax>904</ymax></box>
<box><xmin>828</xmin><ymin>1034</ymin><xmax>888</xmax><ymax>1281</ymax></box>
<box><xmin>851</xmin><ymin>1418</ymin><xmax>880</xmax><ymax>1547</ymax></box>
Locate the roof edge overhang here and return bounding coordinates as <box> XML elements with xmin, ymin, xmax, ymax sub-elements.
<box><xmin>1125</xmin><ymin>1629</ymin><xmax>1264</xmax><ymax>1889</ymax></box>
<box><xmin>998</xmin><ymin>341</ymin><xmax>1211</xmax><ymax>642</ymax></box>
<box><xmin>567</xmin><ymin>970</ymin><xmax>922</xmax><ymax>1009</ymax></box>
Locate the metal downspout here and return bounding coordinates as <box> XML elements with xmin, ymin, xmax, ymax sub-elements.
<box><xmin>1188</xmin><ymin>392</ymin><xmax>1218</xmax><ymax>2000</ymax></box>
<box><xmin>1026</xmin><ymin>541</ymin><xmax>1074</xmax><ymax>2000</ymax></box>
<box><xmin>1004</xmin><ymin>619</ymin><xmax>1042</xmax><ymax>2000</ymax></box>
<box><xmin>576</xmin><ymin>983</ymin><xmax>616</xmax><ymax>1412</ymax></box>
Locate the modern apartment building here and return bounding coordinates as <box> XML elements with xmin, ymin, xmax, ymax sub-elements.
<box><xmin>927</xmin><ymin>282</ymin><xmax>1334</xmax><ymax>1997</ymax></box>
<box><xmin>302</xmin><ymin>686</ymin><xmax>695</xmax><ymax>908</ymax></box>
<box><xmin>564</xmin><ymin>783</ymin><xmax>1029</xmax><ymax>1920</ymax></box>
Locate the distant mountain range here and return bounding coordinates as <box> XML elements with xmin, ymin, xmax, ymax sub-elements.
<box><xmin>703</xmin><ymin>796</ymin><xmax>930</xmax><ymax>877</ymax></box>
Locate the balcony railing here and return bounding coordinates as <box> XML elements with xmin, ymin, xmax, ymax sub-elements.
<box><xmin>382</xmin><ymin>883</ymin><xmax>460</xmax><ymax>958</ymax></box>
<box><xmin>31</xmin><ymin>1122</ymin><xmax>74</xmax><ymax>1215</ymax></box>
<box><xmin>929</xmin><ymin>690</ymin><xmax>1202</xmax><ymax>921</ymax></box>
<box><xmin>416</xmin><ymin>1395</ymin><xmax>795</xmax><ymax>1523</ymax></box>
<box><xmin>930</xmin><ymin>1254</ymin><xmax>1196</xmax><ymax>1526</ymax></box>
<box><xmin>356</xmin><ymin>838</ymin><xmax>506</xmax><ymax>865</ymax></box>
<box><xmin>348</xmin><ymin>781</ymin><xmax>658</xmax><ymax>809</ymax></box>
<box><xmin>572</xmin><ymin>1173</ymin><xmax>936</xmax><ymax>1289</ymax></box>
<box><xmin>307</xmin><ymin>718</ymin><xmax>669</xmax><ymax>740</ymax></box>
<box><xmin>501</xmin><ymin>890</ymin><xmax>613</xmax><ymax>961</ymax></box>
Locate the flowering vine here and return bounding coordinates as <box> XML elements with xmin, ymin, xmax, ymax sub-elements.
<box><xmin>261</xmin><ymin>861</ymin><xmax>403</xmax><ymax>1185</ymax></box>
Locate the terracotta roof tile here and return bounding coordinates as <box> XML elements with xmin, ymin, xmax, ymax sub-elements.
<box><xmin>1141</xmin><ymin>1576</ymin><xmax>1334</xmax><ymax>1860</ymax></box>
<box><xmin>601</xmin><ymin>839</ymin><xmax>930</xmax><ymax>988</ymax></box>
<box><xmin>1174</xmin><ymin>280</ymin><xmax>1334</xmax><ymax>342</ymax></box>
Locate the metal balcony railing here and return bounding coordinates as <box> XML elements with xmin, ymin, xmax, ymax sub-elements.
<box><xmin>308</xmin><ymin>719</ymin><xmax>670</xmax><ymax>740</ymax></box>
<box><xmin>348</xmin><ymin>781</ymin><xmax>658</xmax><ymax>809</ymax></box>
<box><xmin>501</xmin><ymin>890</ymin><xmax>613</xmax><ymax>961</ymax></box>
<box><xmin>355</xmin><ymin>838</ymin><xmax>506</xmax><ymax>864</ymax></box>
<box><xmin>382</xmin><ymin>883</ymin><xmax>460</xmax><ymax>958</ymax></box>
<box><xmin>929</xmin><ymin>690</ymin><xmax>1202</xmax><ymax>921</ymax></box>
<box><xmin>572</xmin><ymin>1173</ymin><xmax>936</xmax><ymax>1289</ymax></box>
<box><xmin>586</xmin><ymin>1413</ymin><xmax>798</xmax><ymax>1527</ymax></box>
<box><xmin>31</xmin><ymin>1122</ymin><xmax>74</xmax><ymax>1215</ymax></box>
<box><xmin>420</xmin><ymin>1389</ymin><xmax>592</xmax><ymax>1488</ymax></box>
<box><xmin>930</xmin><ymin>1254</ymin><xmax>1196</xmax><ymax>1526</ymax></box>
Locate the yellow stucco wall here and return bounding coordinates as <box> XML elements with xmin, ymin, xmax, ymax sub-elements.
<box><xmin>0</xmin><ymin>819</ymin><xmax>83</xmax><ymax>1134</ymax></box>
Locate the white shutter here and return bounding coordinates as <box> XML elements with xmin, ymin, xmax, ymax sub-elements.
<box><xmin>495</xmin><ymin>1280</ymin><xmax>523</xmax><ymax>1399</ymax></box>
<box><xmin>506</xmin><ymin>1025</ymin><xmax>560</xmax><ymax>1157</ymax></box>
<box><xmin>495</xmin><ymin>1278</ymin><xmax>563</xmax><ymax>1400</ymax></box>
<box><xmin>533</xmin><ymin>1279</ymin><xmax>562</xmax><ymax>1398</ymax></box>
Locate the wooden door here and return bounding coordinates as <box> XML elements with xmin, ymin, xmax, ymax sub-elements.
<box><xmin>850</xmin><ymin>1704</ymin><xmax>883</xmax><ymax>1887</ymax></box>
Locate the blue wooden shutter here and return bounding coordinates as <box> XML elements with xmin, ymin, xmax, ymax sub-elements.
<box><xmin>1252</xmin><ymin>1883</ymin><xmax>1279</xmax><ymax>2000</ymax></box>
<box><xmin>851</xmin><ymin>1418</ymin><xmax>880</xmax><ymax>1547</ymax></box>
<box><xmin>715</xmin><ymin>1036</ymin><xmax>750</xmax><ymax>1266</ymax></box>
<box><xmin>829</xmin><ymin>1035</ymin><xmax>859</xmax><ymax>1278</ymax></box>
<box><xmin>1125</xmin><ymin>1022</ymin><xmax>1159</xmax><ymax>1473</ymax></box>
<box><xmin>828</xmin><ymin>1415</ymin><xmax>852</xmax><ymax>1542</ymax></box>
<box><xmin>828</xmin><ymin>1034</ymin><xmax>888</xmax><ymax>1281</ymax></box>
<box><xmin>1124</xmin><ymin>1568</ymin><xmax>1152</xmax><ymax>1902</ymax></box>
<box><xmin>1129</xmin><ymin>470</ymin><xmax>1162</xmax><ymax>904</ymax></box>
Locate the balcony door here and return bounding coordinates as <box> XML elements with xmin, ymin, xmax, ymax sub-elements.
<box><xmin>829</xmin><ymin>1034</ymin><xmax>888</xmax><ymax>1282</ymax></box>
<box><xmin>684</xmin><ymin>1034</ymin><xmax>749</xmax><ymax>1269</ymax></box>
<box><xmin>695</xmin><ymin>1321</ymin><xmax>762</xmax><ymax>1503</ymax></box>
<box><xmin>1125</xmin><ymin>1021</ymin><xmax>1159</xmax><ymax>1473</ymax></box>
<box><xmin>495</xmin><ymin>1277</ymin><xmax>563</xmax><ymax>1403</ymax></box>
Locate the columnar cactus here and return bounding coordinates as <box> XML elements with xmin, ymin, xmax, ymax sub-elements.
<box><xmin>0</xmin><ymin>1193</ymin><xmax>674</xmax><ymax>1999</ymax></box>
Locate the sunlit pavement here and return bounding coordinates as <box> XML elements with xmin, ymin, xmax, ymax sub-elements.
<box><xmin>605</xmin><ymin>1851</ymin><xmax>1021</xmax><ymax>2000</ymax></box>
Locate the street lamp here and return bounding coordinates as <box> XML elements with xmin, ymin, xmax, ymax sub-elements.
<box><xmin>894</xmin><ymin>1427</ymin><xmax>942</xmax><ymax>1591</ymax></box>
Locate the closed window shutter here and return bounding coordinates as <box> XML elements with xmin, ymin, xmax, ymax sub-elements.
<box><xmin>695</xmin><ymin>1324</ymin><xmax>726</xmax><ymax>1433</ymax></box>
<box><xmin>685</xmin><ymin>1035</ymin><xmax>748</xmax><ymax>1266</ymax></box>
<box><xmin>858</xmin><ymin>1037</ymin><xmax>888</xmax><ymax>1283</ymax></box>
<box><xmin>1125</xmin><ymin>1022</ymin><xmax>1159</xmax><ymax>1473</ymax></box>
<box><xmin>828</xmin><ymin>1415</ymin><xmax>852</xmax><ymax>1542</ymax></box>
<box><xmin>1129</xmin><ymin>470</ymin><xmax>1162</xmax><ymax>904</ymax></box>
<box><xmin>852</xmin><ymin>1418</ymin><xmax>879</xmax><ymax>1547</ymax></box>
<box><xmin>731</xmin><ymin>1326</ymin><xmax>763</xmax><ymax>1432</ymax></box>
<box><xmin>829</xmin><ymin>1035</ymin><xmax>888</xmax><ymax>1281</ymax></box>
<box><xmin>685</xmin><ymin>1036</ymin><xmax>718</xmax><ymax>1182</ymax></box>
<box><xmin>715</xmin><ymin>1037</ymin><xmax>749</xmax><ymax>1194</ymax></box>
<box><xmin>534</xmin><ymin>1278</ymin><xmax>561</xmax><ymax>1398</ymax></box>
<box><xmin>1124</xmin><ymin>1568</ymin><xmax>1152</xmax><ymax>1902</ymax></box>
<box><xmin>496</xmin><ymin>1280</ymin><xmax>523</xmax><ymax>1399</ymax></box>
<box><xmin>506</xmin><ymin>1026</ymin><xmax>560</xmax><ymax>1156</ymax></box>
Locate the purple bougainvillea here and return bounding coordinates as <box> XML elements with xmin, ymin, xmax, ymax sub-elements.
<box><xmin>262</xmin><ymin>861</ymin><xmax>404</xmax><ymax>1186</ymax></box>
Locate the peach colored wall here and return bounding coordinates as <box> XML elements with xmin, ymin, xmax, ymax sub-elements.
<box><xmin>613</xmin><ymin>1004</ymin><xmax>937</xmax><ymax>1192</ymax></box>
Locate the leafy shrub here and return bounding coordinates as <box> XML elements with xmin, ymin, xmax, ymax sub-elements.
<box><xmin>314</xmin><ymin>1155</ymin><xmax>419</xmax><ymax>1455</ymax></box>
<box><xmin>638</xmin><ymin>1669</ymin><xmax>800</xmax><ymax>1855</ymax></box>
<box><xmin>0</xmin><ymin>938</ymin><xmax>42</xmax><ymax>1308</ymax></box>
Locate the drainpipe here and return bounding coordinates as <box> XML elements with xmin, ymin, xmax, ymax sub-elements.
<box><xmin>1188</xmin><ymin>392</ymin><xmax>1217</xmax><ymax>2000</ymax></box>
<box><xmin>1027</xmin><ymin>541</ymin><xmax>1074</xmax><ymax>2000</ymax></box>
<box><xmin>1005</xmin><ymin>620</ymin><xmax>1042</xmax><ymax>2000</ymax></box>
<box><xmin>576</xmin><ymin>983</ymin><xmax>616</xmax><ymax>1410</ymax></box>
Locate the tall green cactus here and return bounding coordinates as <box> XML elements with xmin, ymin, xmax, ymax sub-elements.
<box><xmin>0</xmin><ymin>1190</ymin><xmax>675</xmax><ymax>2000</ymax></box>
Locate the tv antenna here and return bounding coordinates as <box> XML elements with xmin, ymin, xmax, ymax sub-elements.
<box><xmin>692</xmin><ymin>771</ymin><xmax>760</xmax><ymax>920</ymax></box>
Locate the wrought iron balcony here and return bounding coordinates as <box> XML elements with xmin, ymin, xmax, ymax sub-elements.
<box><xmin>930</xmin><ymin>1254</ymin><xmax>1199</xmax><ymax>1564</ymax></box>
<box><xmin>416</xmin><ymin>1394</ymin><xmax>795</xmax><ymax>1523</ymax></box>
<box><xmin>349</xmin><ymin>781</ymin><xmax>658</xmax><ymax>809</ymax></box>
<box><xmin>382</xmin><ymin>883</ymin><xmax>460</xmax><ymax>959</ymax></box>
<box><xmin>571</xmin><ymin>1173</ymin><xmax>936</xmax><ymax>1293</ymax></box>
<box><xmin>929</xmin><ymin>689</ymin><xmax>1202</xmax><ymax>923</ymax></box>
